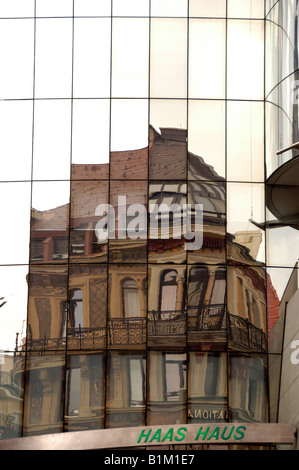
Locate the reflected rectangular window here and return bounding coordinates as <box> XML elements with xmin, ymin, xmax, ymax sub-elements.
<box><xmin>147</xmin><ymin>351</ymin><xmax>186</xmax><ymax>425</ymax></box>
<box><xmin>112</xmin><ymin>18</ymin><xmax>149</xmax><ymax>98</ymax></box>
<box><xmin>73</xmin><ymin>18</ymin><xmax>111</xmax><ymax>99</ymax></box>
<box><xmin>35</xmin><ymin>19</ymin><xmax>73</xmax><ymax>99</ymax></box>
<box><xmin>188</xmin><ymin>352</ymin><xmax>227</xmax><ymax>423</ymax></box>
<box><xmin>23</xmin><ymin>354</ymin><xmax>65</xmax><ymax>436</ymax></box>
<box><xmin>189</xmin><ymin>19</ymin><xmax>226</xmax><ymax>99</ymax></box>
<box><xmin>65</xmin><ymin>354</ymin><xmax>104</xmax><ymax>432</ymax></box>
<box><xmin>150</xmin><ymin>18</ymin><xmax>187</xmax><ymax>98</ymax></box>
<box><xmin>32</xmin><ymin>100</ymin><xmax>72</xmax><ymax>180</ymax></box>
<box><xmin>0</xmin><ymin>100</ymin><xmax>33</xmax><ymax>181</ymax></box>
<box><xmin>0</xmin><ymin>19</ymin><xmax>34</xmax><ymax>99</ymax></box>
<box><xmin>72</xmin><ymin>99</ymin><xmax>110</xmax><ymax>165</ymax></box>
<box><xmin>0</xmin><ymin>182</ymin><xmax>31</xmax><ymax>265</ymax></box>
<box><xmin>229</xmin><ymin>355</ymin><xmax>268</xmax><ymax>423</ymax></box>
<box><xmin>0</xmin><ymin>266</ymin><xmax>28</xmax><ymax>352</ymax></box>
<box><xmin>227</xmin><ymin>20</ymin><xmax>264</xmax><ymax>100</ymax></box>
<box><xmin>189</xmin><ymin>0</ymin><xmax>226</xmax><ymax>18</ymax></box>
<box><xmin>106</xmin><ymin>352</ymin><xmax>146</xmax><ymax>428</ymax></box>
<box><xmin>227</xmin><ymin>101</ymin><xmax>264</xmax><ymax>182</ymax></box>
<box><xmin>188</xmin><ymin>100</ymin><xmax>225</xmax><ymax>180</ymax></box>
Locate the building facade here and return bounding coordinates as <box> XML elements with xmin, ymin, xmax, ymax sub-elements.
<box><xmin>0</xmin><ymin>0</ymin><xmax>298</xmax><ymax>450</ymax></box>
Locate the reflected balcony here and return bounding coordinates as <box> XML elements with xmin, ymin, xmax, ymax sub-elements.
<box><xmin>108</xmin><ymin>318</ymin><xmax>146</xmax><ymax>348</ymax></box>
<box><xmin>67</xmin><ymin>326</ymin><xmax>106</xmax><ymax>350</ymax></box>
<box><xmin>228</xmin><ymin>314</ymin><xmax>267</xmax><ymax>353</ymax></box>
<box><xmin>148</xmin><ymin>310</ymin><xmax>186</xmax><ymax>348</ymax></box>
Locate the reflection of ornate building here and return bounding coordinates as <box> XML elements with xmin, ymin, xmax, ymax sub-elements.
<box><xmin>2</xmin><ymin>127</ymin><xmax>273</xmax><ymax>438</ymax></box>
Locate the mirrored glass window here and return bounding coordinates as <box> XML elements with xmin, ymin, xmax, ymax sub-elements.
<box><xmin>112</xmin><ymin>18</ymin><xmax>149</xmax><ymax>99</ymax></box>
<box><xmin>106</xmin><ymin>352</ymin><xmax>146</xmax><ymax>428</ymax></box>
<box><xmin>0</xmin><ymin>182</ymin><xmax>31</xmax><ymax>265</ymax></box>
<box><xmin>188</xmin><ymin>352</ymin><xmax>227</xmax><ymax>423</ymax></box>
<box><xmin>0</xmin><ymin>351</ymin><xmax>25</xmax><ymax>440</ymax></box>
<box><xmin>110</xmin><ymin>99</ymin><xmax>148</xmax><ymax>152</ymax></box>
<box><xmin>0</xmin><ymin>266</ymin><xmax>28</xmax><ymax>352</ymax></box>
<box><xmin>36</xmin><ymin>0</ymin><xmax>73</xmax><ymax>17</ymax></box>
<box><xmin>189</xmin><ymin>0</ymin><xmax>226</xmax><ymax>18</ymax></box>
<box><xmin>227</xmin><ymin>101</ymin><xmax>264</xmax><ymax>182</ymax></box>
<box><xmin>23</xmin><ymin>354</ymin><xmax>65</xmax><ymax>436</ymax></box>
<box><xmin>189</xmin><ymin>19</ymin><xmax>226</xmax><ymax>99</ymax></box>
<box><xmin>228</xmin><ymin>0</ymin><xmax>265</xmax><ymax>19</ymax></box>
<box><xmin>113</xmin><ymin>0</ymin><xmax>149</xmax><ymax>17</ymax></box>
<box><xmin>150</xmin><ymin>18</ymin><xmax>187</xmax><ymax>98</ymax></box>
<box><xmin>65</xmin><ymin>354</ymin><xmax>105</xmax><ymax>431</ymax></box>
<box><xmin>74</xmin><ymin>0</ymin><xmax>111</xmax><ymax>16</ymax></box>
<box><xmin>32</xmin><ymin>100</ymin><xmax>72</xmax><ymax>180</ymax></box>
<box><xmin>73</xmin><ymin>18</ymin><xmax>111</xmax><ymax>99</ymax></box>
<box><xmin>151</xmin><ymin>0</ymin><xmax>187</xmax><ymax>17</ymax></box>
<box><xmin>0</xmin><ymin>100</ymin><xmax>33</xmax><ymax>181</ymax></box>
<box><xmin>188</xmin><ymin>100</ymin><xmax>225</xmax><ymax>180</ymax></box>
<box><xmin>0</xmin><ymin>19</ymin><xmax>34</xmax><ymax>99</ymax></box>
<box><xmin>147</xmin><ymin>352</ymin><xmax>186</xmax><ymax>425</ymax></box>
<box><xmin>0</xmin><ymin>0</ymin><xmax>34</xmax><ymax>17</ymax></box>
<box><xmin>227</xmin><ymin>20</ymin><xmax>264</xmax><ymax>100</ymax></box>
<box><xmin>35</xmin><ymin>19</ymin><xmax>73</xmax><ymax>99</ymax></box>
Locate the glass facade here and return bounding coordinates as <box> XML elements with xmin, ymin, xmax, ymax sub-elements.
<box><xmin>0</xmin><ymin>0</ymin><xmax>298</xmax><ymax>451</ymax></box>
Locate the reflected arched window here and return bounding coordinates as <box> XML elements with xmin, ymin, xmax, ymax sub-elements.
<box><xmin>69</xmin><ymin>288</ymin><xmax>83</xmax><ymax>328</ymax></box>
<box><xmin>123</xmin><ymin>278</ymin><xmax>140</xmax><ymax>317</ymax></box>
<box><xmin>159</xmin><ymin>270</ymin><xmax>178</xmax><ymax>312</ymax></box>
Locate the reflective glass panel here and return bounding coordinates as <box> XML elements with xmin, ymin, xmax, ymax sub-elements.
<box><xmin>0</xmin><ymin>182</ymin><xmax>31</xmax><ymax>265</ymax></box>
<box><xmin>74</xmin><ymin>0</ymin><xmax>111</xmax><ymax>16</ymax></box>
<box><xmin>148</xmin><ymin>265</ymin><xmax>187</xmax><ymax>348</ymax></box>
<box><xmin>150</xmin><ymin>18</ymin><xmax>187</xmax><ymax>98</ymax></box>
<box><xmin>149</xmin><ymin>182</ymin><xmax>187</xmax><ymax>264</ymax></box>
<box><xmin>113</xmin><ymin>0</ymin><xmax>149</xmax><ymax>16</ymax></box>
<box><xmin>229</xmin><ymin>354</ymin><xmax>268</xmax><ymax>423</ymax></box>
<box><xmin>110</xmin><ymin>99</ymin><xmax>148</xmax><ymax>152</ymax></box>
<box><xmin>0</xmin><ymin>0</ymin><xmax>34</xmax><ymax>17</ymax></box>
<box><xmin>151</xmin><ymin>0</ymin><xmax>187</xmax><ymax>17</ymax></box>
<box><xmin>73</xmin><ymin>18</ymin><xmax>111</xmax><ymax>99</ymax></box>
<box><xmin>227</xmin><ymin>183</ymin><xmax>265</xmax><ymax>264</ymax></box>
<box><xmin>266</xmin><ymin>224</ymin><xmax>299</xmax><ymax>268</ymax></box>
<box><xmin>65</xmin><ymin>354</ymin><xmax>104</xmax><ymax>431</ymax></box>
<box><xmin>23</xmin><ymin>354</ymin><xmax>65</xmax><ymax>436</ymax></box>
<box><xmin>227</xmin><ymin>20</ymin><xmax>264</xmax><ymax>100</ymax></box>
<box><xmin>227</xmin><ymin>101</ymin><xmax>264</xmax><ymax>182</ymax></box>
<box><xmin>108</xmin><ymin>264</ymin><xmax>147</xmax><ymax>348</ymax></box>
<box><xmin>188</xmin><ymin>100</ymin><xmax>225</xmax><ymax>180</ymax></box>
<box><xmin>72</xmin><ymin>99</ymin><xmax>110</xmax><ymax>165</ymax></box>
<box><xmin>36</xmin><ymin>0</ymin><xmax>73</xmax><ymax>17</ymax></box>
<box><xmin>147</xmin><ymin>352</ymin><xmax>187</xmax><ymax>425</ymax></box>
<box><xmin>228</xmin><ymin>0</ymin><xmax>265</xmax><ymax>18</ymax></box>
<box><xmin>189</xmin><ymin>0</ymin><xmax>226</xmax><ymax>18</ymax></box>
<box><xmin>187</xmin><ymin>266</ymin><xmax>226</xmax><ymax>349</ymax></box>
<box><xmin>0</xmin><ymin>100</ymin><xmax>33</xmax><ymax>181</ymax></box>
<box><xmin>187</xmin><ymin>182</ymin><xmax>226</xmax><ymax>265</ymax></box>
<box><xmin>0</xmin><ymin>266</ymin><xmax>28</xmax><ymax>352</ymax></box>
<box><xmin>0</xmin><ymin>19</ymin><xmax>34</xmax><ymax>99</ymax></box>
<box><xmin>227</xmin><ymin>266</ymin><xmax>267</xmax><ymax>353</ymax></box>
<box><xmin>32</xmin><ymin>100</ymin><xmax>72</xmax><ymax>180</ymax></box>
<box><xmin>27</xmin><ymin>265</ymin><xmax>68</xmax><ymax>352</ymax></box>
<box><xmin>112</xmin><ymin>18</ymin><xmax>149</xmax><ymax>98</ymax></box>
<box><xmin>70</xmin><ymin>181</ymin><xmax>108</xmax><ymax>263</ymax></box>
<box><xmin>189</xmin><ymin>19</ymin><xmax>226</xmax><ymax>99</ymax></box>
<box><xmin>68</xmin><ymin>265</ymin><xmax>107</xmax><ymax>351</ymax></box>
<box><xmin>35</xmin><ymin>19</ymin><xmax>73</xmax><ymax>99</ymax></box>
<box><xmin>106</xmin><ymin>352</ymin><xmax>146</xmax><ymax>428</ymax></box>
<box><xmin>30</xmin><ymin>181</ymin><xmax>70</xmax><ymax>263</ymax></box>
<box><xmin>188</xmin><ymin>352</ymin><xmax>227</xmax><ymax>423</ymax></box>
<box><xmin>0</xmin><ymin>351</ymin><xmax>25</xmax><ymax>439</ymax></box>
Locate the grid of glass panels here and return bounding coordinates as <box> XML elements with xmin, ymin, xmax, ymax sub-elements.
<box><xmin>0</xmin><ymin>0</ymin><xmax>275</xmax><ymax>450</ymax></box>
